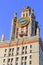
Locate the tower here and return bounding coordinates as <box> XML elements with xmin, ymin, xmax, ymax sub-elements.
<box><xmin>15</xmin><ymin>6</ymin><xmax>40</xmax><ymax>39</ymax></box>
<box><xmin>10</xmin><ymin>13</ymin><xmax>17</xmax><ymax>40</ymax></box>
<box><xmin>0</xmin><ymin>6</ymin><xmax>43</xmax><ymax>65</ymax></box>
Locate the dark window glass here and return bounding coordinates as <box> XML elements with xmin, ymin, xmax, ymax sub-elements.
<box><xmin>12</xmin><ymin>48</ymin><xmax>14</xmax><ymax>51</ymax></box>
<box><xmin>17</xmin><ymin>47</ymin><xmax>19</xmax><ymax>51</ymax></box>
<box><xmin>30</xmin><ymin>50</ymin><xmax>32</xmax><ymax>53</ymax></box>
<box><xmin>8</xmin><ymin>59</ymin><xmax>10</xmax><ymax>63</ymax></box>
<box><xmin>30</xmin><ymin>45</ymin><xmax>32</xmax><ymax>48</ymax></box>
<box><xmin>25</xmin><ymin>62</ymin><xmax>26</xmax><ymax>65</ymax></box>
<box><xmin>22</xmin><ymin>57</ymin><xmax>24</xmax><ymax>60</ymax></box>
<box><xmin>26</xmin><ymin>13</ymin><xmax>28</xmax><ymax>17</ymax></box>
<box><xmin>12</xmin><ymin>53</ymin><xmax>14</xmax><ymax>56</ymax></box>
<box><xmin>4</xmin><ymin>54</ymin><xmax>6</xmax><ymax>57</ymax></box>
<box><xmin>29</xmin><ymin>61</ymin><xmax>32</xmax><ymax>64</ymax></box>
<box><xmin>5</xmin><ymin>49</ymin><xmax>7</xmax><ymax>52</ymax></box>
<box><xmin>11</xmin><ymin>58</ymin><xmax>13</xmax><ymax>62</ymax></box>
<box><xmin>22</xmin><ymin>47</ymin><xmax>24</xmax><ymax>50</ymax></box>
<box><xmin>9</xmin><ymin>48</ymin><xmax>11</xmax><ymax>52</ymax></box>
<box><xmin>16</xmin><ymin>57</ymin><xmax>19</xmax><ymax>61</ymax></box>
<box><xmin>30</xmin><ymin>55</ymin><xmax>32</xmax><ymax>59</ymax></box>
<box><xmin>3</xmin><ymin>59</ymin><xmax>5</xmax><ymax>62</ymax></box>
<box><xmin>16</xmin><ymin>63</ymin><xmax>18</xmax><ymax>65</ymax></box>
<box><xmin>25</xmin><ymin>46</ymin><xmax>27</xmax><ymax>49</ymax></box>
<box><xmin>22</xmin><ymin>52</ymin><xmax>24</xmax><ymax>54</ymax></box>
<box><xmin>9</xmin><ymin>53</ymin><xmax>11</xmax><ymax>56</ymax></box>
<box><xmin>16</xmin><ymin>52</ymin><xmax>19</xmax><ymax>55</ymax></box>
<box><xmin>25</xmin><ymin>51</ymin><xmax>27</xmax><ymax>54</ymax></box>
<box><xmin>25</xmin><ymin>56</ymin><xmax>27</xmax><ymax>60</ymax></box>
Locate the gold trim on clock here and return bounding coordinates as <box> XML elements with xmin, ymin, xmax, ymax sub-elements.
<box><xmin>16</xmin><ymin>17</ymin><xmax>30</xmax><ymax>27</ymax></box>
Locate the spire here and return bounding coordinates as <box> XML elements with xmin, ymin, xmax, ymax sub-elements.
<box><xmin>10</xmin><ymin>12</ymin><xmax>17</xmax><ymax>40</ymax></box>
<box><xmin>36</xmin><ymin>26</ymin><xmax>40</xmax><ymax>36</ymax></box>
<box><xmin>14</xmin><ymin>13</ymin><xmax>17</xmax><ymax>18</ymax></box>
<box><xmin>1</xmin><ymin>34</ymin><xmax>5</xmax><ymax>42</ymax></box>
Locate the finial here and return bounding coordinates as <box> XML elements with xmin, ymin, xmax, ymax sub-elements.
<box><xmin>14</xmin><ymin>12</ymin><xmax>17</xmax><ymax>18</ymax></box>
<box><xmin>1</xmin><ymin>34</ymin><xmax>5</xmax><ymax>42</ymax></box>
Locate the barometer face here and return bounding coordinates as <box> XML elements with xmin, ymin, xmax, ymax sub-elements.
<box><xmin>17</xmin><ymin>18</ymin><xmax>30</xmax><ymax>27</ymax></box>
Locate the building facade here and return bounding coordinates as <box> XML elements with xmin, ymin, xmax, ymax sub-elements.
<box><xmin>0</xmin><ymin>6</ymin><xmax>43</xmax><ymax>65</ymax></box>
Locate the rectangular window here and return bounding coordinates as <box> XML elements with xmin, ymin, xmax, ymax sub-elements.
<box><xmin>12</xmin><ymin>53</ymin><xmax>14</xmax><ymax>56</ymax></box>
<box><xmin>11</xmin><ymin>64</ymin><xmax>12</xmax><ymax>65</ymax></box>
<box><xmin>4</xmin><ymin>54</ymin><xmax>6</xmax><ymax>57</ymax></box>
<box><xmin>25</xmin><ymin>46</ymin><xmax>27</xmax><ymax>49</ymax></box>
<box><xmin>22</xmin><ymin>57</ymin><xmax>24</xmax><ymax>60</ymax></box>
<box><xmin>16</xmin><ymin>57</ymin><xmax>19</xmax><ymax>61</ymax></box>
<box><xmin>16</xmin><ymin>52</ymin><xmax>19</xmax><ymax>55</ymax></box>
<box><xmin>25</xmin><ymin>56</ymin><xmax>27</xmax><ymax>60</ymax></box>
<box><xmin>17</xmin><ymin>47</ymin><xmax>19</xmax><ymax>51</ymax></box>
<box><xmin>25</xmin><ymin>62</ymin><xmax>26</xmax><ymax>65</ymax></box>
<box><xmin>11</xmin><ymin>58</ymin><xmax>13</xmax><ymax>62</ymax></box>
<box><xmin>25</xmin><ymin>51</ymin><xmax>27</xmax><ymax>54</ymax></box>
<box><xmin>16</xmin><ymin>63</ymin><xmax>18</xmax><ymax>65</ymax></box>
<box><xmin>30</xmin><ymin>50</ymin><xmax>32</xmax><ymax>53</ymax></box>
<box><xmin>26</xmin><ymin>13</ymin><xmax>28</xmax><ymax>17</ymax></box>
<box><xmin>29</xmin><ymin>61</ymin><xmax>32</xmax><ymax>64</ymax></box>
<box><xmin>12</xmin><ymin>48</ymin><xmax>14</xmax><ymax>51</ymax></box>
<box><xmin>3</xmin><ymin>59</ymin><xmax>5</xmax><ymax>62</ymax></box>
<box><xmin>30</xmin><ymin>55</ymin><xmax>32</xmax><ymax>59</ymax></box>
<box><xmin>5</xmin><ymin>49</ymin><xmax>7</xmax><ymax>52</ymax></box>
<box><xmin>30</xmin><ymin>45</ymin><xmax>32</xmax><ymax>48</ymax></box>
<box><xmin>8</xmin><ymin>59</ymin><xmax>10</xmax><ymax>63</ymax></box>
<box><xmin>9</xmin><ymin>53</ymin><xmax>11</xmax><ymax>56</ymax></box>
<box><xmin>21</xmin><ymin>62</ymin><xmax>26</xmax><ymax>65</ymax></box>
<box><xmin>22</xmin><ymin>47</ymin><xmax>24</xmax><ymax>50</ymax></box>
<box><xmin>9</xmin><ymin>48</ymin><xmax>11</xmax><ymax>52</ymax></box>
<box><xmin>22</xmin><ymin>51</ymin><xmax>24</xmax><ymax>54</ymax></box>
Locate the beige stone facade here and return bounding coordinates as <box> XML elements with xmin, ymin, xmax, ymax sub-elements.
<box><xmin>0</xmin><ymin>6</ymin><xmax>43</xmax><ymax>65</ymax></box>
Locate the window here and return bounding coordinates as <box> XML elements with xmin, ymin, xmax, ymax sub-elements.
<box><xmin>12</xmin><ymin>48</ymin><xmax>14</xmax><ymax>51</ymax></box>
<box><xmin>26</xmin><ymin>13</ymin><xmax>28</xmax><ymax>17</ymax></box>
<box><xmin>16</xmin><ymin>52</ymin><xmax>19</xmax><ymax>55</ymax></box>
<box><xmin>5</xmin><ymin>49</ymin><xmax>6</xmax><ymax>52</ymax></box>
<box><xmin>25</xmin><ymin>46</ymin><xmax>27</xmax><ymax>50</ymax></box>
<box><xmin>11</xmin><ymin>64</ymin><xmax>12</xmax><ymax>65</ymax></box>
<box><xmin>3</xmin><ymin>64</ymin><xmax>5</xmax><ymax>65</ymax></box>
<box><xmin>12</xmin><ymin>53</ymin><xmax>14</xmax><ymax>56</ymax></box>
<box><xmin>9</xmin><ymin>48</ymin><xmax>11</xmax><ymax>52</ymax></box>
<box><xmin>16</xmin><ymin>63</ymin><xmax>18</xmax><ymax>65</ymax></box>
<box><xmin>4</xmin><ymin>54</ymin><xmax>6</xmax><ymax>57</ymax></box>
<box><xmin>30</xmin><ymin>55</ymin><xmax>32</xmax><ymax>59</ymax></box>
<box><xmin>11</xmin><ymin>58</ymin><xmax>13</xmax><ymax>62</ymax></box>
<box><xmin>16</xmin><ymin>57</ymin><xmax>19</xmax><ymax>61</ymax></box>
<box><xmin>9</xmin><ymin>53</ymin><xmax>11</xmax><ymax>56</ymax></box>
<box><xmin>8</xmin><ymin>59</ymin><xmax>10</xmax><ymax>63</ymax></box>
<box><xmin>22</xmin><ymin>47</ymin><xmax>24</xmax><ymax>50</ymax></box>
<box><xmin>25</xmin><ymin>62</ymin><xmax>26</xmax><ymax>65</ymax></box>
<box><xmin>22</xmin><ymin>57</ymin><xmax>24</xmax><ymax>60</ymax></box>
<box><xmin>29</xmin><ymin>61</ymin><xmax>32</xmax><ymax>64</ymax></box>
<box><xmin>25</xmin><ymin>56</ymin><xmax>27</xmax><ymax>60</ymax></box>
<box><xmin>21</xmin><ymin>62</ymin><xmax>26</xmax><ymax>65</ymax></box>
<box><xmin>30</xmin><ymin>50</ymin><xmax>32</xmax><ymax>53</ymax></box>
<box><xmin>3</xmin><ymin>59</ymin><xmax>5</xmax><ymax>62</ymax></box>
<box><xmin>17</xmin><ymin>47</ymin><xmax>19</xmax><ymax>51</ymax></box>
<box><xmin>22</xmin><ymin>51</ymin><xmax>24</xmax><ymax>54</ymax></box>
<box><xmin>25</xmin><ymin>51</ymin><xmax>27</xmax><ymax>54</ymax></box>
<box><xmin>30</xmin><ymin>45</ymin><xmax>32</xmax><ymax>48</ymax></box>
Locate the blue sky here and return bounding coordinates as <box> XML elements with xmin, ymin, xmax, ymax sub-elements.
<box><xmin>0</xmin><ymin>0</ymin><xmax>43</xmax><ymax>41</ymax></box>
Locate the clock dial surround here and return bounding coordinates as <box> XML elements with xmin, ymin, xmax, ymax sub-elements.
<box><xmin>16</xmin><ymin>17</ymin><xmax>30</xmax><ymax>27</ymax></box>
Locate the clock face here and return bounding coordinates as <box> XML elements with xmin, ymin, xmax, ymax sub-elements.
<box><xmin>17</xmin><ymin>17</ymin><xmax>30</xmax><ymax>27</ymax></box>
<box><xmin>18</xmin><ymin>18</ymin><xmax>26</xmax><ymax>25</ymax></box>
